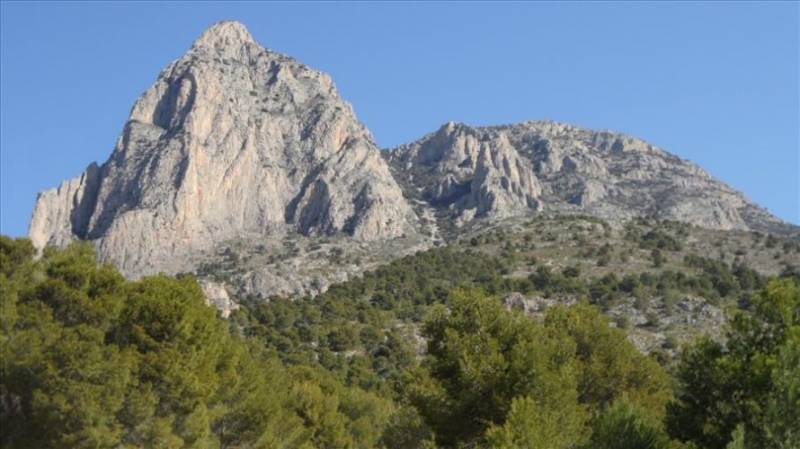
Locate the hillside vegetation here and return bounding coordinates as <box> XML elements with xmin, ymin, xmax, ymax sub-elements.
<box><xmin>1</xmin><ymin>228</ymin><xmax>798</xmax><ymax>448</ymax></box>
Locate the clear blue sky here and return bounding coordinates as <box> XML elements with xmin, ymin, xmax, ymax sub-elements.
<box><xmin>1</xmin><ymin>2</ymin><xmax>798</xmax><ymax>236</ymax></box>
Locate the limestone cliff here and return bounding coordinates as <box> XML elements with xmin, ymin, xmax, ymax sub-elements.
<box><xmin>386</xmin><ymin>121</ymin><xmax>792</xmax><ymax>236</ymax></box>
<box><xmin>30</xmin><ymin>21</ymin><xmax>418</xmax><ymax>278</ymax></box>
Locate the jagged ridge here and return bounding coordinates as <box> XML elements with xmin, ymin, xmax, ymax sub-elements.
<box><xmin>385</xmin><ymin>120</ymin><xmax>793</xmax><ymax>237</ymax></box>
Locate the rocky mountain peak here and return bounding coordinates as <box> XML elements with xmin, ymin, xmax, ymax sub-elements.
<box><xmin>386</xmin><ymin>120</ymin><xmax>792</xmax><ymax>235</ymax></box>
<box><xmin>29</xmin><ymin>21</ymin><xmax>419</xmax><ymax>279</ymax></box>
<box><xmin>192</xmin><ymin>20</ymin><xmax>257</xmax><ymax>51</ymax></box>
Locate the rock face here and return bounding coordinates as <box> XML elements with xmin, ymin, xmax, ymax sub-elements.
<box><xmin>29</xmin><ymin>21</ymin><xmax>795</xmax><ymax>303</ymax></box>
<box><xmin>386</xmin><ymin>121</ymin><xmax>792</xmax><ymax>235</ymax></box>
<box><xmin>387</xmin><ymin>122</ymin><xmax>542</xmax><ymax>225</ymax></box>
<box><xmin>29</xmin><ymin>21</ymin><xmax>417</xmax><ymax>278</ymax></box>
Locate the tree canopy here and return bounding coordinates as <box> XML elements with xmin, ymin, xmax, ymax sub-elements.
<box><xmin>1</xmin><ymin>235</ymin><xmax>796</xmax><ymax>449</ymax></box>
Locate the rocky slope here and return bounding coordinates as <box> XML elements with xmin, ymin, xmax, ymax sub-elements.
<box><xmin>29</xmin><ymin>21</ymin><xmax>419</xmax><ymax>280</ymax></box>
<box><xmin>29</xmin><ymin>21</ymin><xmax>796</xmax><ymax>304</ymax></box>
<box><xmin>385</xmin><ymin>121</ymin><xmax>793</xmax><ymax>238</ymax></box>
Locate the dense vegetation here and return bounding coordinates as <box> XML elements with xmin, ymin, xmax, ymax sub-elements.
<box><xmin>229</xmin><ymin>226</ymin><xmax>775</xmax><ymax>390</ymax></box>
<box><xmin>667</xmin><ymin>278</ymin><xmax>800</xmax><ymax>449</ymax></box>
<box><xmin>0</xmin><ymin>239</ymin><xmax>391</xmax><ymax>449</ymax></box>
<box><xmin>1</xmin><ymin>230</ymin><xmax>798</xmax><ymax>448</ymax></box>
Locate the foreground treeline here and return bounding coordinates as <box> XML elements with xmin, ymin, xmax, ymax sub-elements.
<box><xmin>1</xmin><ymin>239</ymin><xmax>386</xmax><ymax>448</ymax></box>
<box><xmin>1</xmin><ymin>237</ymin><xmax>798</xmax><ymax>449</ymax></box>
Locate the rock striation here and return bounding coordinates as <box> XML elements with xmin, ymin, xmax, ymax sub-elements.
<box><xmin>30</xmin><ymin>21</ymin><xmax>418</xmax><ymax>278</ymax></box>
<box><xmin>386</xmin><ymin>121</ymin><xmax>792</xmax><ymax>235</ymax></box>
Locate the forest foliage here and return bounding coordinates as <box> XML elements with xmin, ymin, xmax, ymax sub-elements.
<box><xmin>1</xmin><ymin>235</ymin><xmax>798</xmax><ymax>448</ymax></box>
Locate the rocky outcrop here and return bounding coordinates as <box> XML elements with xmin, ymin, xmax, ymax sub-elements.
<box><xmin>30</xmin><ymin>21</ymin><xmax>418</xmax><ymax>278</ymax></box>
<box><xmin>388</xmin><ymin>122</ymin><xmax>542</xmax><ymax>224</ymax></box>
<box><xmin>30</xmin><ymin>162</ymin><xmax>101</xmax><ymax>249</ymax></box>
<box><xmin>386</xmin><ymin>121</ymin><xmax>791</xmax><ymax>235</ymax></box>
<box><xmin>199</xmin><ymin>280</ymin><xmax>238</xmax><ymax>318</ymax></box>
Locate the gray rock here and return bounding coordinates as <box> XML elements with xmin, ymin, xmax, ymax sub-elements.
<box><xmin>30</xmin><ymin>21</ymin><xmax>419</xmax><ymax>279</ymax></box>
<box><xmin>199</xmin><ymin>280</ymin><xmax>239</xmax><ymax>318</ymax></box>
<box><xmin>386</xmin><ymin>121</ymin><xmax>793</xmax><ymax>235</ymax></box>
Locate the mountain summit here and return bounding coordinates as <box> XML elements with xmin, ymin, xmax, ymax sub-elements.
<box><xmin>192</xmin><ymin>20</ymin><xmax>257</xmax><ymax>49</ymax></box>
<box><xmin>29</xmin><ymin>21</ymin><xmax>794</xmax><ymax>298</ymax></box>
<box><xmin>29</xmin><ymin>20</ymin><xmax>417</xmax><ymax>278</ymax></box>
<box><xmin>386</xmin><ymin>120</ymin><xmax>791</xmax><ymax>236</ymax></box>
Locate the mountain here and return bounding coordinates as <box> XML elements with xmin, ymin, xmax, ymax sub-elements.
<box><xmin>28</xmin><ymin>21</ymin><xmax>796</xmax><ymax>302</ymax></box>
<box><xmin>385</xmin><ymin>121</ymin><xmax>793</xmax><ymax>238</ymax></box>
<box><xmin>29</xmin><ymin>21</ymin><xmax>418</xmax><ymax>280</ymax></box>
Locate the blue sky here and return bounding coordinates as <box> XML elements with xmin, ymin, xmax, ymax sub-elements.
<box><xmin>1</xmin><ymin>2</ymin><xmax>798</xmax><ymax>236</ymax></box>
